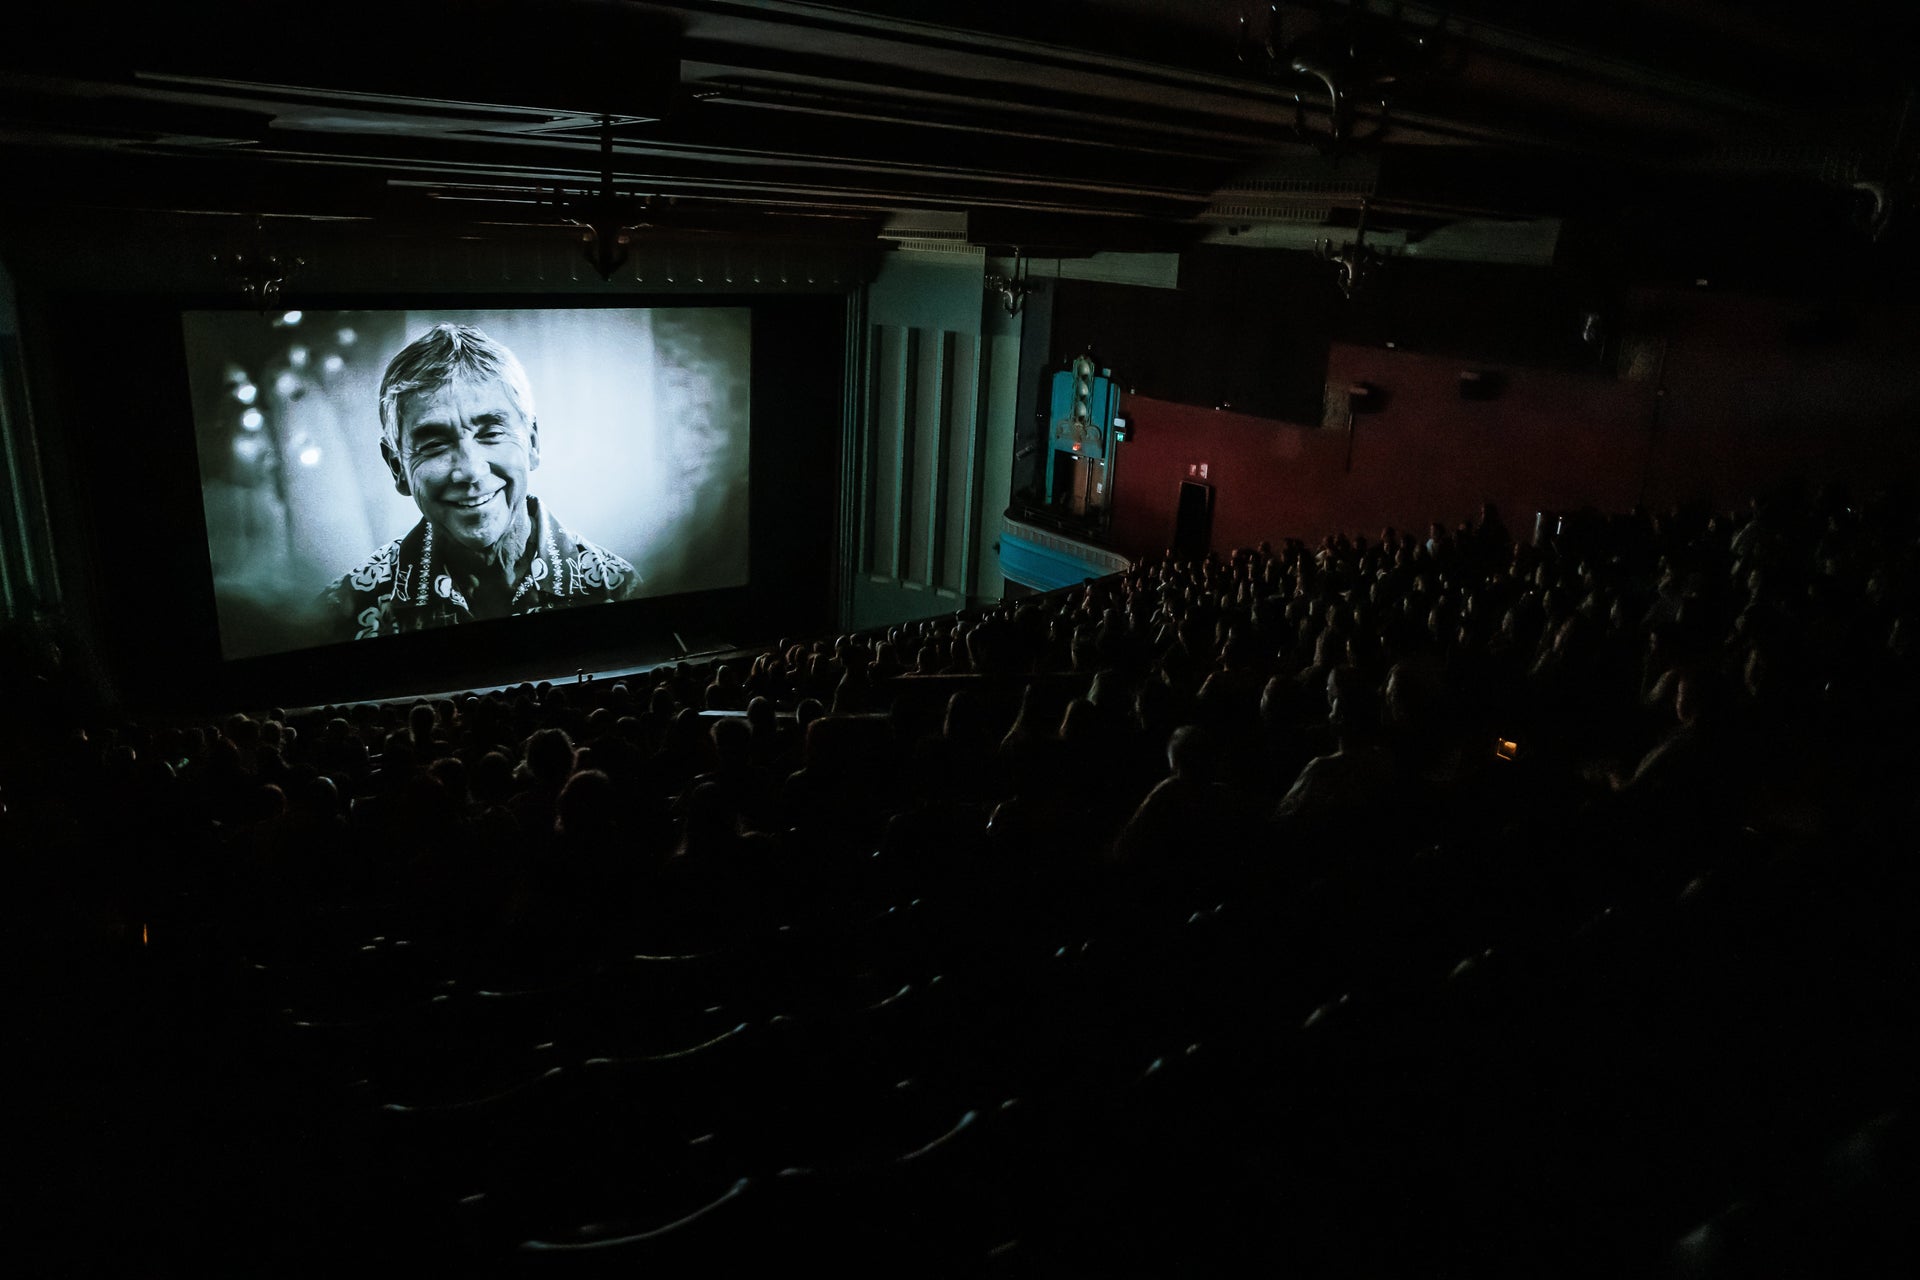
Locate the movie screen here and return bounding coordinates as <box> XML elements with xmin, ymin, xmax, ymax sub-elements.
<box><xmin>183</xmin><ymin>306</ymin><xmax>750</xmax><ymax>660</ymax></box>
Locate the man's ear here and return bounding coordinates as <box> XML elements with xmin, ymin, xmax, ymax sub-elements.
<box><xmin>381</xmin><ymin>438</ymin><xmax>411</xmax><ymax>496</ymax></box>
<box><xmin>527</xmin><ymin>417</ymin><xmax>540</xmax><ymax>472</ymax></box>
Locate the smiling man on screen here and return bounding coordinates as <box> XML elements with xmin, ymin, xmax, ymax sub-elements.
<box><xmin>320</xmin><ymin>323</ymin><xmax>638</xmax><ymax>641</ymax></box>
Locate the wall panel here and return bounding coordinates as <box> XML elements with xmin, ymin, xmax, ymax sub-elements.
<box><xmin>848</xmin><ymin>255</ymin><xmax>1019</xmax><ymax>632</ymax></box>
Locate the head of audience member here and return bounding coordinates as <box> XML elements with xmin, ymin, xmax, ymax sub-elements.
<box><xmin>1325</xmin><ymin>664</ymin><xmax>1368</xmax><ymax>718</ymax></box>
<box><xmin>522</xmin><ymin>727</ymin><xmax>575</xmax><ymax>791</ymax></box>
<box><xmin>1135</xmin><ymin>674</ymin><xmax>1181</xmax><ymax>744</ymax></box>
<box><xmin>1059</xmin><ymin>698</ymin><xmax>1102</xmax><ymax>747</ymax></box>
<box><xmin>555</xmin><ymin>768</ymin><xmax>618</xmax><ymax>840</ymax></box>
<box><xmin>711</xmin><ymin>715</ymin><xmax>751</xmax><ymax>772</ymax></box>
<box><xmin>1329</xmin><ymin>683</ymin><xmax>1382</xmax><ymax>749</ymax></box>
<box><xmin>794</xmin><ymin>697</ymin><xmax>825</xmax><ymax>741</ymax></box>
<box><xmin>745</xmin><ymin>695</ymin><xmax>776</xmax><ymax>739</ymax></box>
<box><xmin>378</xmin><ymin>733</ymin><xmax>417</xmax><ymax>790</ymax></box>
<box><xmin>661</xmin><ymin>706</ymin><xmax>710</xmax><ymax>765</ymax></box>
<box><xmin>1001</xmin><ymin>683</ymin><xmax>1050</xmax><ymax>749</ymax></box>
<box><xmin>473</xmin><ymin>751</ymin><xmax>516</xmax><ymax>808</ymax></box>
<box><xmin>1674</xmin><ymin>669</ymin><xmax>1722</xmax><ymax>729</ymax></box>
<box><xmin>675</xmin><ymin>779</ymin><xmax>736</xmax><ymax>861</ymax></box>
<box><xmin>428</xmin><ymin>756</ymin><xmax>470</xmax><ymax>808</ymax></box>
<box><xmin>289</xmin><ymin>774</ymin><xmax>343</xmax><ymax>826</ymax></box>
<box><xmin>1165</xmin><ymin>725</ymin><xmax>1218</xmax><ymax>785</ymax></box>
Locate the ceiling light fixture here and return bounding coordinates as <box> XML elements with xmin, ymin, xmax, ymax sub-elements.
<box><xmin>984</xmin><ymin>248</ymin><xmax>1038</xmax><ymax>317</ymax></box>
<box><xmin>1316</xmin><ymin>200</ymin><xmax>1389</xmax><ymax>300</ymax></box>
<box><xmin>558</xmin><ymin>114</ymin><xmax>655</xmax><ymax>282</ymax></box>
<box><xmin>1242</xmin><ymin>3</ymin><xmax>1433</xmax><ymax>155</ymax></box>
<box><xmin>210</xmin><ymin>216</ymin><xmax>305</xmax><ymax>313</ymax></box>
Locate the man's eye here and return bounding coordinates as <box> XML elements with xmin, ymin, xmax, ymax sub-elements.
<box><xmin>477</xmin><ymin>430</ymin><xmax>508</xmax><ymax>445</ymax></box>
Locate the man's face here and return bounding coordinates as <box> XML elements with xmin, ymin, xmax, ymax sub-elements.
<box><xmin>384</xmin><ymin>373</ymin><xmax>539</xmax><ymax>555</ymax></box>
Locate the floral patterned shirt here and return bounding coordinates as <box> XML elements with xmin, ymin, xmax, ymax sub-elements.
<box><xmin>318</xmin><ymin>497</ymin><xmax>639</xmax><ymax>641</ymax></box>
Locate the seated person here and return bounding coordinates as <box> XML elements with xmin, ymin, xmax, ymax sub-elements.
<box><xmin>1273</xmin><ymin>686</ymin><xmax>1396</xmax><ymax>821</ymax></box>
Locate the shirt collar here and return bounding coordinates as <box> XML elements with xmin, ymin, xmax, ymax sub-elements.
<box><xmin>391</xmin><ymin>496</ymin><xmax>560</xmax><ymax>617</ymax></box>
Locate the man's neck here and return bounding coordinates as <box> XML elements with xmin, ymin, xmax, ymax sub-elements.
<box><xmin>442</xmin><ymin>501</ymin><xmax>536</xmax><ymax>602</ymax></box>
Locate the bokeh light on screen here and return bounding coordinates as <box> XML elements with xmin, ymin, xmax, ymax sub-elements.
<box><xmin>282</xmin><ymin>310</ymin><xmax>303</xmax><ymax>325</ymax></box>
<box><xmin>298</xmin><ymin>444</ymin><xmax>322</xmax><ymax>467</ymax></box>
<box><xmin>235</xmin><ymin>382</ymin><xmax>257</xmax><ymax>405</ymax></box>
<box><xmin>240</xmin><ymin>409</ymin><xmax>264</xmax><ymax>431</ymax></box>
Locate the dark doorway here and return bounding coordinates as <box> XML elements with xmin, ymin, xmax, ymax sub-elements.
<box><xmin>1173</xmin><ymin>480</ymin><xmax>1213</xmax><ymax>558</ymax></box>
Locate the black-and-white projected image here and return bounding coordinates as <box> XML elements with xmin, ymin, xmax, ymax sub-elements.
<box><xmin>183</xmin><ymin>306</ymin><xmax>750</xmax><ymax>660</ymax></box>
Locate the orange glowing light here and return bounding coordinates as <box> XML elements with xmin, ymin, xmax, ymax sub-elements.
<box><xmin>141</xmin><ymin>924</ymin><xmax>149</xmax><ymax>945</ymax></box>
<box><xmin>1495</xmin><ymin>739</ymin><xmax>1519</xmax><ymax>761</ymax></box>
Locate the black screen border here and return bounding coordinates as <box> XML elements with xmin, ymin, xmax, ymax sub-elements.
<box><xmin>31</xmin><ymin>289</ymin><xmax>846</xmax><ymax>712</ymax></box>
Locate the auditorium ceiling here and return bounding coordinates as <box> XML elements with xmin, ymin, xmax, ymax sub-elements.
<box><xmin>2</xmin><ymin>0</ymin><xmax>1914</xmax><ymax>267</ymax></box>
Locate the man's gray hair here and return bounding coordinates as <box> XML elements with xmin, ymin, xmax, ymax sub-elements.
<box><xmin>378</xmin><ymin>323</ymin><xmax>536</xmax><ymax>451</ymax></box>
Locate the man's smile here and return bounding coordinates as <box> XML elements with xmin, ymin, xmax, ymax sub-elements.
<box><xmin>449</xmin><ymin>490</ymin><xmax>500</xmax><ymax>510</ymax></box>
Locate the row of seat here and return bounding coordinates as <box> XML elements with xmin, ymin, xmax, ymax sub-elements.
<box><xmin>127</xmin><ymin>795</ymin><xmax>1915</xmax><ymax>1275</ymax></box>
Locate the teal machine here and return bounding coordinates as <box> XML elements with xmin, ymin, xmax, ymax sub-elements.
<box><xmin>1047</xmin><ymin>353</ymin><xmax>1121</xmax><ymax>520</ymax></box>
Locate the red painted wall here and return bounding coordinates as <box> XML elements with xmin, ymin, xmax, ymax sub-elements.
<box><xmin>1110</xmin><ymin>346</ymin><xmax>1654</xmax><ymax>554</ymax></box>
<box><xmin>1106</xmin><ymin>289</ymin><xmax>1920</xmax><ymax>557</ymax></box>
<box><xmin>1637</xmin><ymin>290</ymin><xmax>1920</xmax><ymax>509</ymax></box>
